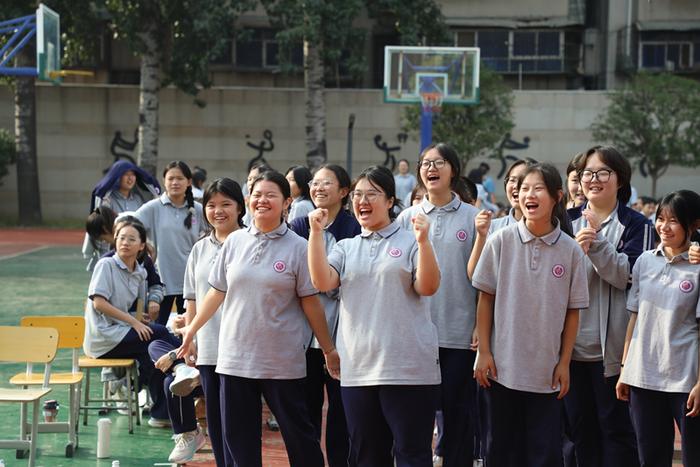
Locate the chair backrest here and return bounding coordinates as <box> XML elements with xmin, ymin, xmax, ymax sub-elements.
<box><xmin>21</xmin><ymin>316</ymin><xmax>84</xmax><ymax>374</ymax></box>
<box><xmin>20</xmin><ymin>316</ymin><xmax>85</xmax><ymax>349</ymax></box>
<box><xmin>0</xmin><ymin>326</ymin><xmax>58</xmax><ymax>363</ymax></box>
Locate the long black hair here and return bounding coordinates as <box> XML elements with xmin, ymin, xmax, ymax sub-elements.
<box><xmin>163</xmin><ymin>161</ymin><xmax>195</xmax><ymax>229</ymax></box>
<box><xmin>518</xmin><ymin>162</ymin><xmax>574</xmax><ymax>238</ymax></box>
<box><xmin>355</xmin><ymin>165</ymin><xmax>400</xmax><ymax>220</ymax></box>
<box><xmin>203</xmin><ymin>178</ymin><xmax>246</xmax><ymax>229</ymax></box>
<box><xmin>656</xmin><ymin>190</ymin><xmax>700</xmax><ymax>244</ymax></box>
<box><xmin>86</xmin><ymin>206</ymin><xmax>118</xmax><ymax>249</ymax></box>
<box><xmin>287</xmin><ymin>165</ymin><xmax>313</xmax><ymax>201</ymax></box>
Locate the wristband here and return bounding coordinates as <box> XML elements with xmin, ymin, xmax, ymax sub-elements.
<box><xmin>168</xmin><ymin>350</ymin><xmax>177</xmax><ymax>362</ymax></box>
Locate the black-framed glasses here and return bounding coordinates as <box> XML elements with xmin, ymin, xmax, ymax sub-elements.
<box><xmin>419</xmin><ymin>159</ymin><xmax>447</xmax><ymax>170</ymax></box>
<box><xmin>580</xmin><ymin>169</ymin><xmax>614</xmax><ymax>183</ymax></box>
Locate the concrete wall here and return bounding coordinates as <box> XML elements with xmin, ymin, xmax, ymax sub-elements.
<box><xmin>0</xmin><ymin>83</ymin><xmax>698</xmax><ymax>220</ymax></box>
<box><xmin>638</xmin><ymin>0</ymin><xmax>700</xmax><ymax>22</ymax></box>
<box><xmin>439</xmin><ymin>0</ymin><xmax>568</xmax><ymax>19</ymax></box>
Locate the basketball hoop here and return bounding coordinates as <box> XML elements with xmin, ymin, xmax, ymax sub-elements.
<box><xmin>420</xmin><ymin>91</ymin><xmax>443</xmax><ymax>114</ymax></box>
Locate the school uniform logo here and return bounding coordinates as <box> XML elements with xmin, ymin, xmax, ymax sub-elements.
<box><xmin>273</xmin><ymin>261</ymin><xmax>287</xmax><ymax>273</ymax></box>
<box><xmin>456</xmin><ymin>230</ymin><xmax>468</xmax><ymax>242</ymax></box>
<box><xmin>388</xmin><ymin>248</ymin><xmax>402</xmax><ymax>258</ymax></box>
<box><xmin>679</xmin><ymin>280</ymin><xmax>694</xmax><ymax>293</ymax></box>
<box><xmin>552</xmin><ymin>264</ymin><xmax>565</xmax><ymax>278</ymax></box>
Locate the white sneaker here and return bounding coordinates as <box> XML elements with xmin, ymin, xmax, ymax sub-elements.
<box><xmin>433</xmin><ymin>455</ymin><xmax>443</xmax><ymax>467</ymax></box>
<box><xmin>169</xmin><ymin>365</ymin><xmax>200</xmax><ymax>397</ymax></box>
<box><xmin>148</xmin><ymin>417</ymin><xmax>172</xmax><ymax>428</ymax></box>
<box><xmin>109</xmin><ymin>378</ymin><xmax>131</xmax><ymax>415</ymax></box>
<box><xmin>168</xmin><ymin>427</ymin><xmax>206</xmax><ymax>463</ymax></box>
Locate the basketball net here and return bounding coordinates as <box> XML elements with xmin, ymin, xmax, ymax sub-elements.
<box><xmin>420</xmin><ymin>91</ymin><xmax>443</xmax><ymax>114</ymax></box>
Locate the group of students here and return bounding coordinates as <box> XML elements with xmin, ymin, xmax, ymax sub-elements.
<box><xmin>79</xmin><ymin>144</ymin><xmax>699</xmax><ymax>467</ymax></box>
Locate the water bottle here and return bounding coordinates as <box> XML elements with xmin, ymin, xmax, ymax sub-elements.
<box><xmin>96</xmin><ymin>418</ymin><xmax>112</xmax><ymax>458</ymax></box>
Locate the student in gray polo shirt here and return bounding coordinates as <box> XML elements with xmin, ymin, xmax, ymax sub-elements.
<box><xmin>178</xmin><ymin>170</ymin><xmax>338</xmax><ymax>467</ymax></box>
<box><xmin>135</xmin><ymin>161</ymin><xmax>204</xmax><ymax>326</ymax></box>
<box><xmin>182</xmin><ymin>178</ymin><xmax>245</xmax><ymax>467</ymax></box>
<box><xmin>84</xmin><ymin>219</ymin><xmax>182</xmax><ymax>427</ymax></box>
<box><xmin>308</xmin><ymin>165</ymin><xmax>441</xmax><ymax>467</ymax></box>
<box><xmin>616</xmin><ymin>190</ymin><xmax>700</xmax><ymax>466</ymax></box>
<box><xmin>565</xmin><ymin>146</ymin><xmax>654</xmax><ymax>467</ymax></box>
<box><xmin>397</xmin><ymin>143</ymin><xmax>479</xmax><ymax>467</ymax></box>
<box><xmin>473</xmin><ymin>163</ymin><xmax>589</xmax><ymax>467</ymax></box>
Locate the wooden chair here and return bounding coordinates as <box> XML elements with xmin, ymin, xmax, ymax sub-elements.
<box><xmin>78</xmin><ymin>355</ymin><xmax>140</xmax><ymax>434</ymax></box>
<box><xmin>0</xmin><ymin>325</ymin><xmax>59</xmax><ymax>467</ymax></box>
<box><xmin>10</xmin><ymin>316</ymin><xmax>85</xmax><ymax>457</ymax></box>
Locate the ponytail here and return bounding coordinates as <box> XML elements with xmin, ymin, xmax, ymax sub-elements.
<box><xmin>184</xmin><ymin>186</ymin><xmax>195</xmax><ymax>229</ymax></box>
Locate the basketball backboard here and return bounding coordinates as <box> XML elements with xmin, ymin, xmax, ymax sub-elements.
<box><xmin>36</xmin><ymin>3</ymin><xmax>60</xmax><ymax>82</ymax></box>
<box><xmin>383</xmin><ymin>46</ymin><xmax>480</xmax><ymax>105</ymax></box>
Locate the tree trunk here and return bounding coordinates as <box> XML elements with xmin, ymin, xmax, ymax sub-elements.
<box><xmin>137</xmin><ymin>25</ymin><xmax>160</xmax><ymax>176</ymax></box>
<box><xmin>304</xmin><ymin>38</ymin><xmax>327</xmax><ymax>170</ymax></box>
<box><xmin>14</xmin><ymin>48</ymin><xmax>42</xmax><ymax>225</ymax></box>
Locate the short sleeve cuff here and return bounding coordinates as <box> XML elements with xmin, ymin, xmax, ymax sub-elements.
<box><xmin>208</xmin><ymin>282</ymin><xmax>227</xmax><ymax>293</ymax></box>
<box><xmin>567</xmin><ymin>300</ymin><xmax>589</xmax><ymax>309</ymax></box>
<box><xmin>472</xmin><ymin>279</ymin><xmax>495</xmax><ymax>295</ymax></box>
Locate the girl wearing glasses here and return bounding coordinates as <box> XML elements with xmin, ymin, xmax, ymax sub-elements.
<box><xmin>289</xmin><ymin>164</ymin><xmax>360</xmax><ymax>467</ymax></box>
<box><xmin>177</xmin><ymin>170</ymin><xmax>338</xmax><ymax>467</ymax></box>
<box><xmin>308</xmin><ymin>165</ymin><xmax>441</xmax><ymax>466</ymax></box>
<box><xmin>565</xmin><ymin>145</ymin><xmax>654</xmax><ymax>467</ymax></box>
<box><xmin>397</xmin><ymin>143</ymin><xmax>480</xmax><ymax>467</ymax></box>
<box><xmin>286</xmin><ymin>165</ymin><xmax>315</xmax><ymax>222</ymax></box>
<box><xmin>616</xmin><ymin>189</ymin><xmax>700</xmax><ymax>466</ymax></box>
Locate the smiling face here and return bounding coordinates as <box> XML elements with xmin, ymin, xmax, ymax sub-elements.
<box><xmin>249</xmin><ymin>180</ymin><xmax>290</xmax><ymax>228</ymax></box>
<box><xmin>351</xmin><ymin>177</ymin><xmax>393</xmax><ymax>231</ymax></box>
<box><xmin>655</xmin><ymin>207</ymin><xmax>689</xmax><ymax>252</ymax></box>
<box><xmin>119</xmin><ymin>170</ymin><xmax>136</xmax><ymax>192</ymax></box>
<box><xmin>505</xmin><ymin>162</ymin><xmax>528</xmax><ymax>210</ymax></box>
<box><xmin>310</xmin><ymin>168</ymin><xmax>347</xmax><ymax>210</ymax></box>
<box><xmin>566</xmin><ymin>170</ymin><xmax>586</xmax><ymax>207</ymax></box>
<box><xmin>519</xmin><ymin>171</ymin><xmax>560</xmax><ymax>225</ymax></box>
<box><xmin>205</xmin><ymin>192</ymin><xmax>241</xmax><ymax>235</ymax></box>
<box><xmin>419</xmin><ymin>147</ymin><xmax>453</xmax><ymax>194</ymax></box>
<box><xmin>164</xmin><ymin>167</ymin><xmax>191</xmax><ymax>201</ymax></box>
<box><xmin>580</xmin><ymin>152</ymin><xmax>619</xmax><ymax>206</ymax></box>
<box><xmin>115</xmin><ymin>224</ymin><xmax>145</xmax><ymax>262</ymax></box>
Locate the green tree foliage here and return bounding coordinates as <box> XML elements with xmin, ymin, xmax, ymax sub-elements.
<box><xmin>365</xmin><ymin>0</ymin><xmax>450</xmax><ymax>45</ymax></box>
<box><xmin>591</xmin><ymin>72</ymin><xmax>700</xmax><ymax>197</ymax></box>
<box><xmin>402</xmin><ymin>66</ymin><xmax>515</xmax><ymax>170</ymax></box>
<box><xmin>0</xmin><ymin>128</ymin><xmax>16</xmax><ymax>186</ymax></box>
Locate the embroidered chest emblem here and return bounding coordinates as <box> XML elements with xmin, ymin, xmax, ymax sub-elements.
<box><xmin>273</xmin><ymin>261</ymin><xmax>287</xmax><ymax>273</ymax></box>
<box><xmin>388</xmin><ymin>248</ymin><xmax>402</xmax><ymax>258</ymax></box>
<box><xmin>456</xmin><ymin>230</ymin><xmax>468</xmax><ymax>242</ymax></box>
<box><xmin>552</xmin><ymin>264</ymin><xmax>565</xmax><ymax>278</ymax></box>
<box><xmin>679</xmin><ymin>280</ymin><xmax>694</xmax><ymax>293</ymax></box>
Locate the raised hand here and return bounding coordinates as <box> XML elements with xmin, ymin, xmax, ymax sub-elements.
<box><xmin>308</xmin><ymin>208</ymin><xmax>329</xmax><ymax>233</ymax></box>
<box><xmin>411</xmin><ymin>213</ymin><xmax>431</xmax><ymax>244</ymax></box>
<box><xmin>475</xmin><ymin>209</ymin><xmax>492</xmax><ymax>238</ymax></box>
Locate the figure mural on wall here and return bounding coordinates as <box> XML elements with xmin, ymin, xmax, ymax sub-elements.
<box><xmin>110</xmin><ymin>129</ymin><xmax>138</xmax><ymax>164</ymax></box>
<box><xmin>374</xmin><ymin>133</ymin><xmax>407</xmax><ymax>172</ymax></box>
<box><xmin>246</xmin><ymin>129</ymin><xmax>274</xmax><ymax>172</ymax></box>
<box><xmin>490</xmin><ymin>132</ymin><xmax>531</xmax><ymax>179</ymax></box>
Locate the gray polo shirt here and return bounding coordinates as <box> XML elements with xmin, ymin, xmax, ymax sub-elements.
<box><xmin>183</xmin><ymin>233</ymin><xmax>223</xmax><ymax>366</ymax></box>
<box><xmin>102</xmin><ymin>190</ymin><xmax>146</xmax><ymax>214</ymax></box>
<box><xmin>621</xmin><ymin>248</ymin><xmax>700</xmax><ymax>393</ymax></box>
<box><xmin>288</xmin><ymin>198</ymin><xmax>315</xmax><ymax>223</ymax></box>
<box><xmin>312</xmin><ymin>229</ymin><xmax>341</xmax><ymax>348</ymax></box>
<box><xmin>83</xmin><ymin>255</ymin><xmax>147</xmax><ymax>358</ymax></box>
<box><xmin>135</xmin><ymin>194</ymin><xmax>204</xmax><ymax>295</ymax></box>
<box><xmin>397</xmin><ymin>194</ymin><xmax>479</xmax><ymax>349</ymax></box>
<box><xmin>489</xmin><ymin>208</ymin><xmax>517</xmax><ymax>234</ymax></box>
<box><xmin>394</xmin><ymin>173</ymin><xmax>417</xmax><ymax>207</ymax></box>
<box><xmin>208</xmin><ymin>222</ymin><xmax>317</xmax><ymax>379</ymax></box>
<box><xmin>473</xmin><ymin>220</ymin><xmax>589</xmax><ymax>393</ymax></box>
<box><xmin>328</xmin><ymin>222</ymin><xmax>440</xmax><ymax>387</ymax></box>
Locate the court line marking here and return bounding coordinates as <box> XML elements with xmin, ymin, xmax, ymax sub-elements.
<box><xmin>0</xmin><ymin>245</ymin><xmax>50</xmax><ymax>261</ymax></box>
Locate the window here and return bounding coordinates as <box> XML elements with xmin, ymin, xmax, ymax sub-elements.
<box><xmin>234</xmin><ymin>28</ymin><xmax>303</xmax><ymax>69</ymax></box>
<box><xmin>453</xmin><ymin>29</ymin><xmax>568</xmax><ymax>73</ymax></box>
<box><xmin>640</xmin><ymin>42</ymin><xmax>693</xmax><ymax>70</ymax></box>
